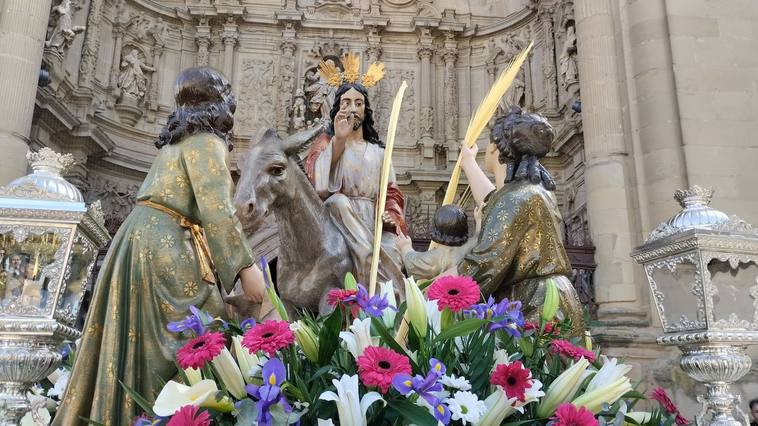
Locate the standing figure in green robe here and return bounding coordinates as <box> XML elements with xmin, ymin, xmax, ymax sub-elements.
<box><xmin>54</xmin><ymin>68</ymin><xmax>266</xmax><ymax>425</ymax></box>
<box><xmin>454</xmin><ymin>106</ymin><xmax>585</xmax><ymax>335</ymax></box>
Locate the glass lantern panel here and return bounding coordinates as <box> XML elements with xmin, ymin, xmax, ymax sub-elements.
<box><xmin>707</xmin><ymin>259</ymin><xmax>758</xmax><ymax>330</ymax></box>
<box><xmin>58</xmin><ymin>232</ymin><xmax>98</xmax><ymax>326</ymax></box>
<box><xmin>649</xmin><ymin>258</ymin><xmax>706</xmax><ymax>332</ymax></box>
<box><xmin>0</xmin><ymin>227</ymin><xmax>69</xmax><ymax>317</ymax></box>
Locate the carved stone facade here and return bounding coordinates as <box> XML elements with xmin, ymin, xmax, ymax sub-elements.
<box><xmin>22</xmin><ymin>0</ymin><xmax>758</xmax><ymax>415</ymax></box>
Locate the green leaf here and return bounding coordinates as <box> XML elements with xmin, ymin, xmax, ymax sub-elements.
<box><xmin>370</xmin><ymin>318</ymin><xmax>419</xmax><ymax>371</ymax></box>
<box><xmin>235</xmin><ymin>399</ymin><xmax>258</xmax><ymax>426</ymax></box>
<box><xmin>318</xmin><ymin>307</ymin><xmax>342</xmax><ymax>365</ymax></box>
<box><xmin>79</xmin><ymin>418</ymin><xmax>106</xmax><ymax>426</ymax></box>
<box><xmin>416</xmin><ymin>278</ymin><xmax>433</xmax><ymax>291</ymax></box>
<box><xmin>118</xmin><ymin>380</ymin><xmax>155</xmax><ymax>416</ymax></box>
<box><xmin>622</xmin><ymin>390</ymin><xmax>647</xmax><ymax>400</ymax></box>
<box><xmin>434</xmin><ymin>318</ymin><xmax>487</xmax><ymax>343</ymax></box>
<box><xmin>344</xmin><ymin>272</ymin><xmax>358</xmax><ymax>290</ymax></box>
<box><xmin>388</xmin><ymin>400</ymin><xmax>437</xmax><ymax>426</ymax></box>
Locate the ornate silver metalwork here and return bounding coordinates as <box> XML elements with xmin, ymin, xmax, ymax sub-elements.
<box><xmin>0</xmin><ymin>148</ymin><xmax>110</xmax><ymax>424</ymax></box>
<box><xmin>632</xmin><ymin>186</ymin><xmax>758</xmax><ymax>426</ymax></box>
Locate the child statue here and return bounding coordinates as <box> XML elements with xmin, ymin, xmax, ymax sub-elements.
<box><xmin>455</xmin><ymin>106</ymin><xmax>585</xmax><ymax>334</ymax></box>
<box><xmin>53</xmin><ymin>68</ymin><xmax>266</xmax><ymax>424</ymax></box>
<box><xmin>395</xmin><ymin>204</ymin><xmax>478</xmax><ymax>281</ymax></box>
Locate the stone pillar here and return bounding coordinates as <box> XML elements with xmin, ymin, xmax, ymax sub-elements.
<box><xmin>538</xmin><ymin>6</ymin><xmax>559</xmax><ymax>112</ymax></box>
<box><xmin>145</xmin><ymin>43</ymin><xmax>164</xmax><ymax>123</ymax></box>
<box><xmin>78</xmin><ymin>0</ymin><xmax>104</xmax><ymax>90</ymax></box>
<box><xmin>365</xmin><ymin>28</ymin><xmax>383</xmax><ymax>100</ymax></box>
<box><xmin>0</xmin><ymin>0</ymin><xmax>52</xmax><ymax>185</ymax></box>
<box><xmin>621</xmin><ymin>0</ymin><xmax>688</xmax><ymax>232</ymax></box>
<box><xmin>276</xmin><ymin>25</ymin><xmax>297</xmax><ymax>134</ymax></box>
<box><xmin>417</xmin><ymin>28</ymin><xmax>435</xmax><ymax>159</ymax></box>
<box><xmin>221</xmin><ymin>17</ymin><xmax>238</xmax><ymax>81</ymax></box>
<box><xmin>195</xmin><ymin>19</ymin><xmax>211</xmax><ymax>67</ymax></box>
<box><xmin>574</xmin><ymin>0</ymin><xmax>647</xmax><ymax>324</ymax></box>
<box><xmin>108</xmin><ymin>24</ymin><xmax>125</xmax><ymax>105</ymax></box>
<box><xmin>442</xmin><ymin>32</ymin><xmax>459</xmax><ymax>163</ymax></box>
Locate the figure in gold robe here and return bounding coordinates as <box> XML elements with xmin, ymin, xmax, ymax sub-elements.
<box><xmin>456</xmin><ymin>106</ymin><xmax>585</xmax><ymax>335</ymax></box>
<box><xmin>304</xmin><ymin>82</ymin><xmax>407</xmax><ymax>290</ymax></box>
<box><xmin>54</xmin><ymin>68</ymin><xmax>265</xmax><ymax>424</ymax></box>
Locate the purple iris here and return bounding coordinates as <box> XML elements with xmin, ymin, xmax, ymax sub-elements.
<box><xmin>392</xmin><ymin>359</ymin><xmax>451</xmax><ymax>424</ymax></box>
<box><xmin>166</xmin><ymin>305</ymin><xmax>209</xmax><ymax>336</ymax></box>
<box><xmin>245</xmin><ymin>358</ymin><xmax>292</xmax><ymax>426</ymax></box>
<box><xmin>240</xmin><ymin>318</ymin><xmax>257</xmax><ymax>330</ymax></box>
<box><xmin>261</xmin><ymin>256</ymin><xmax>272</xmax><ymax>289</ymax></box>
<box><xmin>469</xmin><ymin>297</ymin><xmax>525</xmax><ymax>337</ymax></box>
<box><xmin>356</xmin><ymin>284</ymin><xmax>398</xmax><ymax>317</ymax></box>
<box><xmin>132</xmin><ymin>416</ymin><xmax>153</xmax><ymax>426</ymax></box>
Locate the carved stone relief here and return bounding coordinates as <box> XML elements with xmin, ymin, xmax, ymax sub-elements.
<box><xmin>374</xmin><ymin>69</ymin><xmax>416</xmax><ymax>144</ymax></box>
<box><xmin>237</xmin><ymin>58</ymin><xmax>276</xmax><ymax>132</ymax></box>
<box><xmin>83</xmin><ymin>176</ymin><xmax>140</xmax><ymax>235</ymax></box>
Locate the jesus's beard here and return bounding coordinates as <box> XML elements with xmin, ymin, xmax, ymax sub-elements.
<box><xmin>348</xmin><ymin>112</ymin><xmax>363</xmax><ymax>131</ymax></box>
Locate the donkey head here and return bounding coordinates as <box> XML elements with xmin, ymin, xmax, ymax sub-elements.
<box><xmin>234</xmin><ymin>125</ymin><xmax>325</xmax><ymax>232</ymax></box>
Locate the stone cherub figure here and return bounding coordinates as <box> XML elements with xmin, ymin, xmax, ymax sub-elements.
<box><xmin>454</xmin><ymin>105</ymin><xmax>585</xmax><ymax>334</ymax></box>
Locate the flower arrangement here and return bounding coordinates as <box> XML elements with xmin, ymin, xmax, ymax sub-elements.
<box><xmin>128</xmin><ymin>265</ymin><xmax>688</xmax><ymax>426</ymax></box>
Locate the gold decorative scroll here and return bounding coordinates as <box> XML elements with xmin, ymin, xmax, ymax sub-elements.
<box><xmin>369</xmin><ymin>81</ymin><xmax>408</xmax><ymax>296</ymax></box>
<box><xmin>430</xmin><ymin>41</ymin><xmax>534</xmax><ymax>250</ymax></box>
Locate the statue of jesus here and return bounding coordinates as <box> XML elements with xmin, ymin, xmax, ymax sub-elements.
<box><xmin>303</xmin><ymin>76</ymin><xmax>406</xmax><ymax>291</ymax></box>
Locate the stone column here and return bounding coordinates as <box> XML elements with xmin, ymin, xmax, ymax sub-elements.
<box><xmin>78</xmin><ymin>0</ymin><xmax>104</xmax><ymax>90</ymax></box>
<box><xmin>0</xmin><ymin>0</ymin><xmax>52</xmax><ymax>185</ymax></box>
<box><xmin>538</xmin><ymin>6</ymin><xmax>559</xmax><ymax>112</ymax></box>
<box><xmin>417</xmin><ymin>28</ymin><xmax>435</xmax><ymax>159</ymax></box>
<box><xmin>108</xmin><ymin>24</ymin><xmax>125</xmax><ymax>105</ymax></box>
<box><xmin>221</xmin><ymin>17</ymin><xmax>238</xmax><ymax>81</ymax></box>
<box><xmin>365</xmin><ymin>28</ymin><xmax>383</xmax><ymax>100</ymax></box>
<box><xmin>195</xmin><ymin>19</ymin><xmax>211</xmax><ymax>67</ymax></box>
<box><xmin>574</xmin><ymin>0</ymin><xmax>647</xmax><ymax>324</ymax></box>
<box><xmin>442</xmin><ymin>32</ymin><xmax>459</xmax><ymax>163</ymax></box>
<box><xmin>145</xmin><ymin>43</ymin><xmax>164</xmax><ymax>123</ymax></box>
<box><xmin>276</xmin><ymin>25</ymin><xmax>297</xmax><ymax>134</ymax></box>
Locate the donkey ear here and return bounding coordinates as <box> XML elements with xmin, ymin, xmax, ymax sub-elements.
<box><xmin>251</xmin><ymin>128</ymin><xmax>280</xmax><ymax>146</ymax></box>
<box><xmin>282</xmin><ymin>123</ymin><xmax>327</xmax><ymax>157</ymax></box>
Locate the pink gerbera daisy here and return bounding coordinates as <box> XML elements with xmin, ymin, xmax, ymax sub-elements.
<box><xmin>651</xmin><ymin>387</ymin><xmax>689</xmax><ymax>425</ymax></box>
<box><xmin>176</xmin><ymin>331</ymin><xmax>226</xmax><ymax>370</ymax></box>
<box><xmin>242</xmin><ymin>320</ymin><xmax>295</xmax><ymax>356</ymax></box>
<box><xmin>327</xmin><ymin>288</ymin><xmax>358</xmax><ymax>306</ymax></box>
<box><xmin>166</xmin><ymin>405</ymin><xmax>212</xmax><ymax>426</ymax></box>
<box><xmin>356</xmin><ymin>346</ymin><xmax>412</xmax><ymax>393</ymax></box>
<box><xmin>427</xmin><ymin>275</ymin><xmax>481</xmax><ymax>312</ymax></box>
<box><xmin>550</xmin><ymin>339</ymin><xmax>597</xmax><ymax>362</ymax></box>
<box><xmin>490</xmin><ymin>361</ymin><xmax>533</xmax><ymax>402</ymax></box>
<box><xmin>551</xmin><ymin>403</ymin><xmax>598</xmax><ymax>426</ymax></box>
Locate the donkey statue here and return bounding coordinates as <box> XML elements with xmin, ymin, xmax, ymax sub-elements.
<box><xmin>234</xmin><ymin>125</ymin><xmax>352</xmax><ymax>317</ymax></box>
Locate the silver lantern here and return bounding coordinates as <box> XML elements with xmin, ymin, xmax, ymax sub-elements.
<box><xmin>0</xmin><ymin>148</ymin><xmax>110</xmax><ymax>424</ymax></box>
<box><xmin>632</xmin><ymin>186</ymin><xmax>758</xmax><ymax>426</ymax></box>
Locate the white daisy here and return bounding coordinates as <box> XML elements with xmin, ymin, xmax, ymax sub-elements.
<box><xmin>440</xmin><ymin>374</ymin><xmax>472</xmax><ymax>391</ymax></box>
<box><xmin>446</xmin><ymin>390</ymin><xmax>486</xmax><ymax>425</ymax></box>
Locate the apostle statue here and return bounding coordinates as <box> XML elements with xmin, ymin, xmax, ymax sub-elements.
<box><xmin>53</xmin><ymin>68</ymin><xmax>266</xmax><ymax>424</ymax></box>
<box><xmin>303</xmin><ymin>54</ymin><xmax>406</xmax><ymax>289</ymax></box>
<box><xmin>118</xmin><ymin>49</ymin><xmax>155</xmax><ymax>102</ymax></box>
<box><xmin>455</xmin><ymin>106</ymin><xmax>585</xmax><ymax>335</ymax></box>
<box><xmin>45</xmin><ymin>0</ymin><xmax>85</xmax><ymax>55</ymax></box>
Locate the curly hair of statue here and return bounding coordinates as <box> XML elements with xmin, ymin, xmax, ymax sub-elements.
<box><xmin>156</xmin><ymin>67</ymin><xmax>237</xmax><ymax>151</ymax></box>
<box><xmin>430</xmin><ymin>204</ymin><xmax>469</xmax><ymax>247</ymax></box>
<box><xmin>492</xmin><ymin>105</ymin><xmax>556</xmax><ymax>190</ymax></box>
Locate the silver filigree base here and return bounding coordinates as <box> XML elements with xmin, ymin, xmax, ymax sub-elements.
<box><xmin>0</xmin><ymin>339</ymin><xmax>63</xmax><ymax>425</ymax></box>
<box><xmin>679</xmin><ymin>344</ymin><xmax>751</xmax><ymax>426</ymax></box>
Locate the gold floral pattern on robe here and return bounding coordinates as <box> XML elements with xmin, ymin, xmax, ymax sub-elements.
<box><xmin>458</xmin><ymin>181</ymin><xmax>584</xmax><ymax>334</ymax></box>
<box><xmin>53</xmin><ymin>132</ymin><xmax>253</xmax><ymax>425</ymax></box>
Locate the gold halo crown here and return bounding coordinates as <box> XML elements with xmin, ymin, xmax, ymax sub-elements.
<box><xmin>318</xmin><ymin>52</ymin><xmax>385</xmax><ymax>88</ymax></box>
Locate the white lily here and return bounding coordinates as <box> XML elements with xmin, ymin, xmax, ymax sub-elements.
<box><xmin>317</xmin><ymin>420</ymin><xmax>336</xmax><ymax>426</ymax></box>
<box><xmin>425</xmin><ymin>299</ymin><xmax>442</xmax><ymax>334</ymax></box>
<box><xmin>232</xmin><ymin>335</ymin><xmax>260</xmax><ymax>384</ymax></box>
<box><xmin>571</xmin><ymin>375</ymin><xmax>632</xmax><ymax>414</ymax></box>
<box><xmin>584</xmin><ymin>357</ymin><xmax>632</xmax><ymax>394</ymax></box>
<box><xmin>491</xmin><ymin>349</ymin><xmax>514</xmax><ymax>372</ymax></box>
<box><xmin>292</xmin><ymin>320</ymin><xmax>320</xmax><ymax>362</ymax></box>
<box><xmin>184</xmin><ymin>367</ymin><xmax>202</xmax><ymax>386</ymax></box>
<box><xmin>380</xmin><ymin>281</ymin><xmax>397</xmax><ymax>328</ymax></box>
<box><xmin>514</xmin><ymin>379</ymin><xmax>545</xmax><ymax>413</ymax></box>
<box><xmin>211</xmin><ymin>347</ymin><xmax>246</xmax><ymax>399</ymax></box>
<box><xmin>476</xmin><ymin>388</ymin><xmax>518</xmax><ymax>426</ymax></box>
<box><xmin>320</xmin><ymin>374</ymin><xmax>384</xmax><ymax>426</ymax></box>
<box><xmin>404</xmin><ymin>277</ymin><xmax>428</xmax><ymax>336</ymax></box>
<box><xmin>152</xmin><ymin>379</ymin><xmax>218</xmax><ymax>417</ymax></box>
<box><xmin>339</xmin><ymin>318</ymin><xmax>377</xmax><ymax>359</ymax></box>
<box><xmin>536</xmin><ymin>358</ymin><xmax>590</xmax><ymax>417</ymax></box>
<box><xmin>625</xmin><ymin>411</ymin><xmax>653</xmax><ymax>425</ymax></box>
